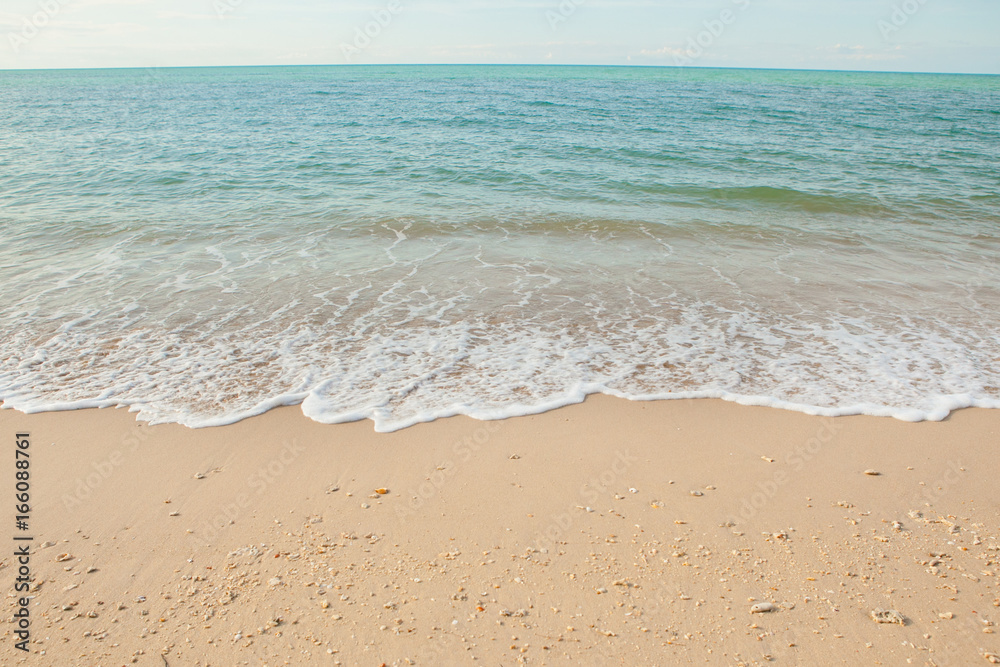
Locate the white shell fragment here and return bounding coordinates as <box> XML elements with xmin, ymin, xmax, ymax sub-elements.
<box><xmin>871</xmin><ymin>608</ymin><xmax>906</xmax><ymax>625</ymax></box>
<box><xmin>750</xmin><ymin>602</ymin><xmax>778</xmax><ymax>614</ymax></box>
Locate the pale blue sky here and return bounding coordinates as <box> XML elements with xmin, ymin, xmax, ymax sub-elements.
<box><xmin>1</xmin><ymin>0</ymin><xmax>998</xmax><ymax>73</ymax></box>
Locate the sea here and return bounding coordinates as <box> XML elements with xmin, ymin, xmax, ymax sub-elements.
<box><xmin>1</xmin><ymin>65</ymin><xmax>998</xmax><ymax>431</ymax></box>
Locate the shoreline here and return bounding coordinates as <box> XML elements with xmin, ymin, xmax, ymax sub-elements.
<box><xmin>2</xmin><ymin>396</ymin><xmax>998</xmax><ymax>665</ymax></box>
<box><xmin>5</xmin><ymin>386</ymin><xmax>999</xmax><ymax>433</ymax></box>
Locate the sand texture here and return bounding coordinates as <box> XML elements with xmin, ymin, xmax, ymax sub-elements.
<box><xmin>1</xmin><ymin>396</ymin><xmax>999</xmax><ymax>666</ymax></box>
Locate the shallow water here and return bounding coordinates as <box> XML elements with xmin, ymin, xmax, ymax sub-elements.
<box><xmin>1</xmin><ymin>65</ymin><xmax>998</xmax><ymax>430</ymax></box>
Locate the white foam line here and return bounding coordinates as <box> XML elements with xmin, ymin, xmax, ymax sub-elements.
<box><xmin>4</xmin><ymin>386</ymin><xmax>998</xmax><ymax>434</ymax></box>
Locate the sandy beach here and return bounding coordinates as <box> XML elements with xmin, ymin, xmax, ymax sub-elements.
<box><xmin>1</xmin><ymin>397</ymin><xmax>998</xmax><ymax>666</ymax></box>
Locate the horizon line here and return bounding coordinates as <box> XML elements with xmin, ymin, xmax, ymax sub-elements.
<box><xmin>1</xmin><ymin>63</ymin><xmax>998</xmax><ymax>77</ymax></box>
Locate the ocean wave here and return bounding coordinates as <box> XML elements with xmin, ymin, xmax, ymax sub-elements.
<box><xmin>2</xmin><ymin>66</ymin><xmax>999</xmax><ymax>431</ymax></box>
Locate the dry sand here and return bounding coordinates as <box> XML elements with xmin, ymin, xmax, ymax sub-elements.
<box><xmin>1</xmin><ymin>396</ymin><xmax>998</xmax><ymax>666</ymax></box>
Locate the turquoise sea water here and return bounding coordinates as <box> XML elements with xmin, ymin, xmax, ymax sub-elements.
<box><xmin>1</xmin><ymin>65</ymin><xmax>998</xmax><ymax>430</ymax></box>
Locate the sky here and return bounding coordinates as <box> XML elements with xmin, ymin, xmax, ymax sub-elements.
<box><xmin>1</xmin><ymin>0</ymin><xmax>998</xmax><ymax>74</ymax></box>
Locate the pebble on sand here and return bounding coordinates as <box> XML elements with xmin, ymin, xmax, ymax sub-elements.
<box><xmin>864</xmin><ymin>469</ymin><xmax>881</xmax><ymax>476</ymax></box>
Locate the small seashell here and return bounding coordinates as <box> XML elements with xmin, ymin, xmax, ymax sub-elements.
<box><xmin>55</xmin><ymin>553</ymin><xmax>73</xmax><ymax>562</ymax></box>
<box><xmin>360</xmin><ymin>503</ymin><xmax>370</xmax><ymax>509</ymax></box>
<box><xmin>761</xmin><ymin>457</ymin><xmax>774</xmax><ymax>463</ymax></box>
<box><xmin>169</xmin><ymin>511</ymin><xmax>180</xmax><ymax>517</ymax></box>
<box><xmin>194</xmin><ymin>473</ymin><xmax>205</xmax><ymax>479</ymax></box>
<box><xmin>871</xmin><ymin>608</ymin><xmax>906</xmax><ymax>625</ymax></box>
<box><xmin>690</xmin><ymin>491</ymin><xmax>703</xmax><ymax>497</ymax></box>
<box><xmin>750</xmin><ymin>602</ymin><xmax>778</xmax><ymax>614</ymax></box>
<box><xmin>939</xmin><ymin>612</ymin><xmax>954</xmax><ymax>619</ymax></box>
<box><xmin>864</xmin><ymin>469</ymin><xmax>881</xmax><ymax>476</ymax></box>
<box><xmin>40</xmin><ymin>541</ymin><xmax>55</xmax><ymax>549</ymax></box>
<box><xmin>268</xmin><ymin>577</ymin><xmax>282</xmax><ymax>587</ymax></box>
<box><xmin>629</xmin><ymin>488</ymin><xmax>638</xmax><ymax>494</ymax></box>
<box><xmin>509</xmin><ymin>454</ymin><xmax>520</xmax><ymax>460</ymax></box>
<box><xmin>375</xmin><ymin>488</ymin><xmax>388</xmax><ymax>495</ymax></box>
<box><xmin>984</xmin><ymin>652</ymin><xmax>999</xmax><ymax>664</ymax></box>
